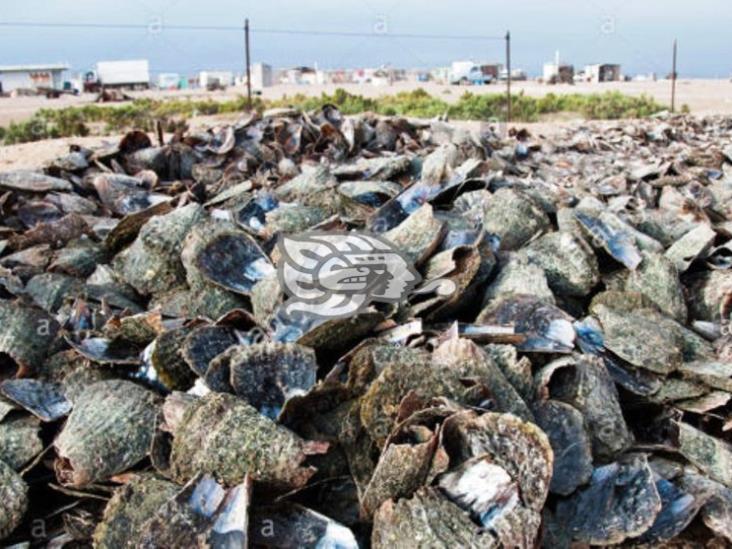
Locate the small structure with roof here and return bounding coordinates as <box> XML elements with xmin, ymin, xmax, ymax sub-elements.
<box><xmin>0</xmin><ymin>63</ymin><xmax>69</xmax><ymax>94</ymax></box>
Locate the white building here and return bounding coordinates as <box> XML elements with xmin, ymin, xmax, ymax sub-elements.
<box><xmin>0</xmin><ymin>64</ymin><xmax>69</xmax><ymax>93</ymax></box>
<box><xmin>250</xmin><ymin>63</ymin><xmax>273</xmax><ymax>89</ymax></box>
<box><xmin>158</xmin><ymin>73</ymin><xmax>181</xmax><ymax>90</ymax></box>
<box><xmin>199</xmin><ymin>71</ymin><xmax>234</xmax><ymax>89</ymax></box>
<box><xmin>583</xmin><ymin>64</ymin><xmax>622</xmax><ymax>83</ymax></box>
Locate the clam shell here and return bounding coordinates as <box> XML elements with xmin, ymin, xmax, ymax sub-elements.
<box><xmin>438</xmin><ymin>455</ymin><xmax>542</xmax><ymax>547</ymax></box>
<box><xmin>93</xmin><ymin>475</ymin><xmax>179</xmax><ymax>549</ymax></box>
<box><xmin>383</xmin><ymin>203</ymin><xmax>445</xmax><ymax>265</ymax></box>
<box><xmin>623</xmin><ymin>251</ymin><xmax>688</xmax><ymax>322</ymax></box>
<box><xmin>0</xmin><ymin>171</ymin><xmax>72</xmax><ymax>193</ymax></box>
<box><xmin>535</xmin><ymin>355</ymin><xmax>633</xmax><ymax>460</ymax></box>
<box><xmin>54</xmin><ymin>380</ymin><xmax>160</xmax><ymax>486</ymax></box>
<box><xmin>0</xmin><ymin>415</ymin><xmax>42</xmax><ymax>470</ymax></box>
<box><xmin>360</xmin><ymin>418</ymin><xmax>442</xmax><ymax>517</ymax></box>
<box><xmin>0</xmin><ymin>458</ymin><xmax>28</xmax><ymax>540</ymax></box>
<box><xmin>0</xmin><ymin>301</ymin><xmax>60</xmax><ymax>378</ymax></box>
<box><xmin>372</xmin><ymin>488</ymin><xmax>491</xmax><ymax>548</ymax></box>
<box><xmin>8</xmin><ymin>213</ymin><xmax>90</xmax><ymax>251</ymax></box>
<box><xmin>93</xmin><ymin>173</ymin><xmax>159</xmax><ymax>215</ymax></box>
<box><xmin>677</xmin><ymin>422</ymin><xmax>732</xmax><ymax>488</ymax></box>
<box><xmin>477</xmin><ymin>294</ymin><xmax>575</xmax><ymax>353</ymax></box>
<box><xmin>0</xmin><ymin>379</ymin><xmax>71</xmax><ymax>422</ymax></box>
<box><xmin>633</xmin><ymin>477</ymin><xmax>703</xmax><ymax>544</ymax></box>
<box><xmin>194</xmin><ymin>232</ymin><xmax>274</xmax><ymax>296</ymax></box>
<box><xmin>575</xmin><ymin>209</ymin><xmax>642</xmax><ymax>269</ymax></box>
<box><xmin>532</xmin><ymin>400</ymin><xmax>592</xmax><ymax>495</ymax></box>
<box><xmin>555</xmin><ymin>454</ymin><xmax>662</xmax><ymax>545</ymax></box>
<box><xmin>442</xmin><ymin>411</ymin><xmax>552</xmax><ymax>512</ymax></box>
<box><xmin>181</xmin><ymin>325</ymin><xmax>240</xmax><ymax>377</ymax></box>
<box><xmin>149</xmin><ymin>327</ymin><xmax>198</xmax><ymax>391</ymax></box>
<box><xmin>168</xmin><ymin>392</ymin><xmax>328</xmax><ymax>488</ymax></box>
<box><xmin>249</xmin><ymin>502</ymin><xmax>358</xmax><ymax>549</ymax></box>
<box><xmin>483</xmin><ymin>253</ymin><xmax>555</xmax><ymax>304</ymax></box>
<box><xmin>522</xmin><ymin>231</ymin><xmax>600</xmax><ymax>296</ymax></box>
<box><xmin>481</xmin><ymin>188</ymin><xmax>550</xmax><ymax>250</ymax></box>
<box><xmin>114</xmin><ymin>203</ymin><xmax>204</xmax><ymax>295</ymax></box>
<box><xmin>665</xmin><ymin>224</ymin><xmax>717</xmax><ymax>272</ymax></box>
<box><xmin>227</xmin><ymin>342</ymin><xmax>318</xmax><ymax>419</ymax></box>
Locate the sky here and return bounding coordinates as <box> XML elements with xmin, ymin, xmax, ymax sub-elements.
<box><xmin>0</xmin><ymin>0</ymin><xmax>730</xmax><ymax>78</ymax></box>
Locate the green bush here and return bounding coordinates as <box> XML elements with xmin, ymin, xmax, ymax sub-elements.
<box><xmin>0</xmin><ymin>88</ymin><xmax>668</xmax><ymax>145</ymax></box>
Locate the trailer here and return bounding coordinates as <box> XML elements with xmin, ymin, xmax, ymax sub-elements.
<box><xmin>94</xmin><ymin>60</ymin><xmax>150</xmax><ymax>90</ymax></box>
<box><xmin>449</xmin><ymin>61</ymin><xmax>493</xmax><ymax>85</ymax></box>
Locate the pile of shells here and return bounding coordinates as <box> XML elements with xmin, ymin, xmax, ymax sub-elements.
<box><xmin>0</xmin><ymin>107</ymin><xmax>731</xmax><ymax>547</ymax></box>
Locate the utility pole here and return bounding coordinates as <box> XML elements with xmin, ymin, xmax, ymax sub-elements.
<box><xmin>505</xmin><ymin>30</ymin><xmax>512</xmax><ymax>124</ymax></box>
<box><xmin>671</xmin><ymin>38</ymin><xmax>677</xmax><ymax>113</ymax></box>
<box><xmin>245</xmin><ymin>18</ymin><xmax>252</xmax><ymax>110</ymax></box>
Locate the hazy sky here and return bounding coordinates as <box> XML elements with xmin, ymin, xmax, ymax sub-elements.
<box><xmin>1</xmin><ymin>0</ymin><xmax>730</xmax><ymax>77</ymax></box>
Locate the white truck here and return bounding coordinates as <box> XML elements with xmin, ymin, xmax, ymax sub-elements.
<box><xmin>93</xmin><ymin>60</ymin><xmax>150</xmax><ymax>90</ymax></box>
<box><xmin>449</xmin><ymin>61</ymin><xmax>492</xmax><ymax>85</ymax></box>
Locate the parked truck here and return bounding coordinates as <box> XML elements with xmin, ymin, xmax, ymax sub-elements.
<box><xmin>84</xmin><ymin>60</ymin><xmax>150</xmax><ymax>92</ymax></box>
<box><xmin>449</xmin><ymin>61</ymin><xmax>493</xmax><ymax>85</ymax></box>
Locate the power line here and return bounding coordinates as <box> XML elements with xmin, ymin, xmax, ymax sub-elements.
<box><xmin>0</xmin><ymin>21</ymin><xmax>504</xmax><ymax>40</ymax></box>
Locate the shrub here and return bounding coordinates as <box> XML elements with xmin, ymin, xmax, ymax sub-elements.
<box><xmin>0</xmin><ymin>88</ymin><xmax>668</xmax><ymax>145</ymax></box>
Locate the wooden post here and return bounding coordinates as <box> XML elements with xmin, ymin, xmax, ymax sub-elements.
<box><xmin>245</xmin><ymin>18</ymin><xmax>252</xmax><ymax>110</ymax></box>
<box><xmin>505</xmin><ymin>30</ymin><xmax>512</xmax><ymax>124</ymax></box>
<box><xmin>671</xmin><ymin>38</ymin><xmax>677</xmax><ymax>113</ymax></box>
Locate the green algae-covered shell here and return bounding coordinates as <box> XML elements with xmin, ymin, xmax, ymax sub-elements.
<box><xmin>169</xmin><ymin>392</ymin><xmax>328</xmax><ymax>489</ymax></box>
<box><xmin>0</xmin><ymin>300</ymin><xmax>60</xmax><ymax>377</ymax></box>
<box><xmin>54</xmin><ymin>380</ymin><xmax>160</xmax><ymax>487</ymax></box>
<box><xmin>442</xmin><ymin>410</ymin><xmax>553</xmax><ymax>512</ymax></box>
<box><xmin>383</xmin><ymin>203</ymin><xmax>445</xmax><ymax>265</ymax></box>
<box><xmin>372</xmin><ymin>488</ymin><xmax>493</xmax><ymax>548</ymax></box>
<box><xmin>534</xmin><ymin>355</ymin><xmax>633</xmax><ymax>461</ymax></box>
<box><xmin>0</xmin><ymin>458</ymin><xmax>28</xmax><ymax>540</ymax></box>
<box><xmin>358</xmin><ymin>346</ymin><xmax>461</xmax><ymax>446</ymax></box>
<box><xmin>114</xmin><ymin>203</ymin><xmax>205</xmax><ymax>296</ymax></box>
<box><xmin>522</xmin><ymin>230</ymin><xmax>600</xmax><ymax>296</ymax></box>
<box><xmin>482</xmin><ymin>188</ymin><xmax>550</xmax><ymax>251</ymax></box>
<box><xmin>0</xmin><ymin>415</ymin><xmax>43</xmax><ymax>470</ymax></box>
<box><xmin>93</xmin><ymin>475</ymin><xmax>179</xmax><ymax>549</ymax></box>
<box><xmin>623</xmin><ymin>251</ymin><xmax>688</xmax><ymax>322</ymax></box>
<box><xmin>437</xmin><ymin>455</ymin><xmax>543</xmax><ymax>547</ymax></box>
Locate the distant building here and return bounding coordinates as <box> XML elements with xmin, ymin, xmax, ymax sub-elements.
<box><xmin>199</xmin><ymin>71</ymin><xmax>234</xmax><ymax>89</ymax></box>
<box><xmin>158</xmin><ymin>73</ymin><xmax>181</xmax><ymax>90</ymax></box>
<box><xmin>509</xmin><ymin>68</ymin><xmax>528</xmax><ymax>81</ymax></box>
<box><xmin>0</xmin><ymin>63</ymin><xmax>69</xmax><ymax>93</ymax></box>
<box><xmin>281</xmin><ymin>67</ymin><xmax>321</xmax><ymax>85</ymax></box>
<box><xmin>543</xmin><ymin>62</ymin><xmax>574</xmax><ymax>84</ymax></box>
<box><xmin>430</xmin><ymin>67</ymin><xmax>450</xmax><ymax>84</ymax></box>
<box><xmin>583</xmin><ymin>63</ymin><xmax>622</xmax><ymax>82</ymax></box>
<box><xmin>250</xmin><ymin>63</ymin><xmax>273</xmax><ymax>89</ymax></box>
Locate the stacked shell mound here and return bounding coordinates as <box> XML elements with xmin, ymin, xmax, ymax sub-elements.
<box><xmin>0</xmin><ymin>108</ymin><xmax>730</xmax><ymax>547</ymax></box>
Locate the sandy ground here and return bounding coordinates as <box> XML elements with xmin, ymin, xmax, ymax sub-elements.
<box><xmin>1</xmin><ymin>79</ymin><xmax>731</xmax><ymax>172</ymax></box>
